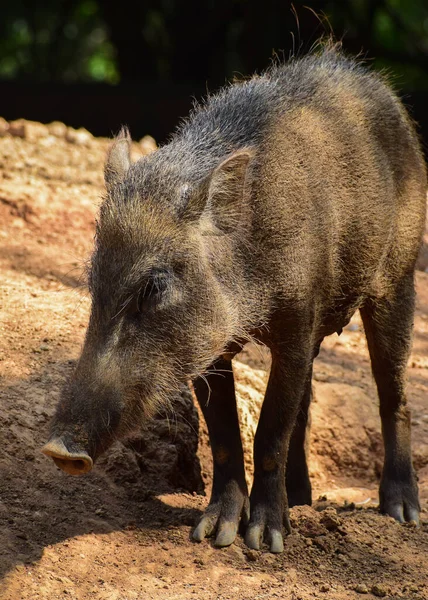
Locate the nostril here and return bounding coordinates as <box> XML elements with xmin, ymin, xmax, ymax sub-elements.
<box><xmin>41</xmin><ymin>438</ymin><xmax>93</xmax><ymax>476</ymax></box>
<box><xmin>72</xmin><ymin>459</ymin><xmax>86</xmax><ymax>471</ymax></box>
<box><xmin>51</xmin><ymin>456</ymin><xmax>92</xmax><ymax>475</ymax></box>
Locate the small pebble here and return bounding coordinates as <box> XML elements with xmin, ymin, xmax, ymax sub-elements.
<box><xmin>9</xmin><ymin>118</ymin><xmax>49</xmax><ymax>140</ymax></box>
<box><xmin>228</xmin><ymin>544</ymin><xmax>245</xmax><ymax>561</ymax></box>
<box><xmin>314</xmin><ymin>372</ymin><xmax>329</xmax><ymax>382</ymax></box>
<box><xmin>139</xmin><ymin>135</ymin><xmax>157</xmax><ymax>154</ymax></box>
<box><xmin>371</xmin><ymin>583</ymin><xmax>387</xmax><ymax>597</ymax></box>
<box><xmin>48</xmin><ymin>121</ymin><xmax>67</xmax><ymax>137</ymax></box>
<box><xmin>245</xmin><ymin>549</ymin><xmax>259</xmax><ymax>562</ymax></box>
<box><xmin>320</xmin><ymin>507</ymin><xmax>341</xmax><ymax>531</ymax></box>
<box><xmin>320</xmin><ymin>584</ymin><xmax>330</xmax><ymax>592</ymax></box>
<box><xmin>355</xmin><ymin>583</ymin><xmax>368</xmax><ymax>594</ymax></box>
<box><xmin>65</xmin><ymin>127</ymin><xmax>92</xmax><ymax>146</ymax></box>
<box><xmin>0</xmin><ymin>117</ymin><xmax>9</xmax><ymax>136</ymax></box>
<box><xmin>8</xmin><ymin>119</ymin><xmax>26</xmax><ymax>138</ymax></box>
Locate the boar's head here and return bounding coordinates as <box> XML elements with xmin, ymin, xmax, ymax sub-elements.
<box><xmin>42</xmin><ymin>128</ymin><xmax>254</xmax><ymax>474</ymax></box>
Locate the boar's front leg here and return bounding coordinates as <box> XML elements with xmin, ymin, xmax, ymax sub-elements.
<box><xmin>245</xmin><ymin>336</ymin><xmax>313</xmax><ymax>553</ymax></box>
<box><xmin>285</xmin><ymin>367</ymin><xmax>313</xmax><ymax>507</ymax></box>
<box><xmin>192</xmin><ymin>358</ymin><xmax>249</xmax><ymax>547</ymax></box>
<box><xmin>285</xmin><ymin>342</ymin><xmax>320</xmax><ymax>507</ymax></box>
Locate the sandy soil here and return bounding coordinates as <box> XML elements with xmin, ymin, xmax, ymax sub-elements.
<box><xmin>0</xmin><ymin>120</ymin><xmax>427</xmax><ymax>600</ymax></box>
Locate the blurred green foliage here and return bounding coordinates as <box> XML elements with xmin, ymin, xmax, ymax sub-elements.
<box><xmin>0</xmin><ymin>0</ymin><xmax>427</xmax><ymax>90</ymax></box>
<box><xmin>325</xmin><ymin>0</ymin><xmax>428</xmax><ymax>89</ymax></box>
<box><xmin>0</xmin><ymin>0</ymin><xmax>119</xmax><ymax>83</ymax></box>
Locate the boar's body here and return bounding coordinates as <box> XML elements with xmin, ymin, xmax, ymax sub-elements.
<box><xmin>43</xmin><ymin>48</ymin><xmax>426</xmax><ymax>553</ymax></box>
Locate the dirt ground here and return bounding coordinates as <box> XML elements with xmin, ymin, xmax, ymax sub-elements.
<box><xmin>0</xmin><ymin>119</ymin><xmax>428</xmax><ymax>600</ymax></box>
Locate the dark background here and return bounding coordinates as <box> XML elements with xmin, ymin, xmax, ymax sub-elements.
<box><xmin>1</xmin><ymin>0</ymin><xmax>427</xmax><ymax>147</ymax></box>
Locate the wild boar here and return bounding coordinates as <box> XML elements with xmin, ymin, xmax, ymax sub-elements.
<box><xmin>43</xmin><ymin>45</ymin><xmax>426</xmax><ymax>553</ymax></box>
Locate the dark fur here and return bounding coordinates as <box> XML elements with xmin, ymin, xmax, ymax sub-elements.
<box><xmin>45</xmin><ymin>45</ymin><xmax>427</xmax><ymax>552</ymax></box>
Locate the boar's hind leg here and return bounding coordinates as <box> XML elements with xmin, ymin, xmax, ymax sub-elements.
<box><xmin>360</xmin><ymin>276</ymin><xmax>420</xmax><ymax>524</ymax></box>
<box><xmin>245</xmin><ymin>342</ymin><xmax>313</xmax><ymax>553</ymax></box>
<box><xmin>192</xmin><ymin>358</ymin><xmax>249</xmax><ymax>547</ymax></box>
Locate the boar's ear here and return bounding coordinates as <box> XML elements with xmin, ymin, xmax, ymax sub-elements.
<box><xmin>206</xmin><ymin>149</ymin><xmax>253</xmax><ymax>233</ymax></box>
<box><xmin>104</xmin><ymin>127</ymin><xmax>131</xmax><ymax>192</ymax></box>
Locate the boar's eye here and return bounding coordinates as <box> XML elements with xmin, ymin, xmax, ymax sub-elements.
<box><xmin>131</xmin><ymin>269</ymin><xmax>171</xmax><ymax>314</ymax></box>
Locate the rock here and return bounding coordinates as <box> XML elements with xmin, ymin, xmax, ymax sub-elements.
<box><xmin>9</xmin><ymin>119</ymin><xmax>49</xmax><ymax>141</ymax></box>
<box><xmin>299</xmin><ymin>520</ymin><xmax>327</xmax><ymax>538</ymax></box>
<box><xmin>47</xmin><ymin>121</ymin><xmax>68</xmax><ymax>138</ymax></box>
<box><xmin>8</xmin><ymin>119</ymin><xmax>26</xmax><ymax>138</ymax></box>
<box><xmin>65</xmin><ymin>126</ymin><xmax>93</xmax><ymax>146</ymax></box>
<box><xmin>320</xmin><ymin>584</ymin><xmax>330</xmax><ymax>592</ymax></box>
<box><xmin>371</xmin><ymin>583</ymin><xmax>387</xmax><ymax>597</ymax></box>
<box><xmin>245</xmin><ymin>549</ymin><xmax>259</xmax><ymax>562</ymax></box>
<box><xmin>416</xmin><ymin>232</ymin><xmax>428</xmax><ymax>272</ymax></box>
<box><xmin>314</xmin><ymin>500</ymin><xmax>330</xmax><ymax>512</ymax></box>
<box><xmin>354</xmin><ymin>583</ymin><xmax>368</xmax><ymax>594</ymax></box>
<box><xmin>320</xmin><ymin>507</ymin><xmax>342</xmax><ymax>531</ymax></box>
<box><xmin>139</xmin><ymin>135</ymin><xmax>157</xmax><ymax>154</ymax></box>
<box><xmin>314</xmin><ymin>371</ymin><xmax>329</xmax><ymax>382</ymax></box>
<box><xmin>227</xmin><ymin>545</ymin><xmax>245</xmax><ymax>561</ymax></box>
<box><xmin>0</xmin><ymin>117</ymin><xmax>9</xmax><ymax>137</ymax></box>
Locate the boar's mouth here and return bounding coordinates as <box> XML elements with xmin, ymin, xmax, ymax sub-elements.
<box><xmin>41</xmin><ymin>437</ymin><xmax>93</xmax><ymax>476</ymax></box>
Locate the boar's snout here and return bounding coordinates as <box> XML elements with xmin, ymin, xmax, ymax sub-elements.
<box><xmin>41</xmin><ymin>437</ymin><xmax>93</xmax><ymax>476</ymax></box>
